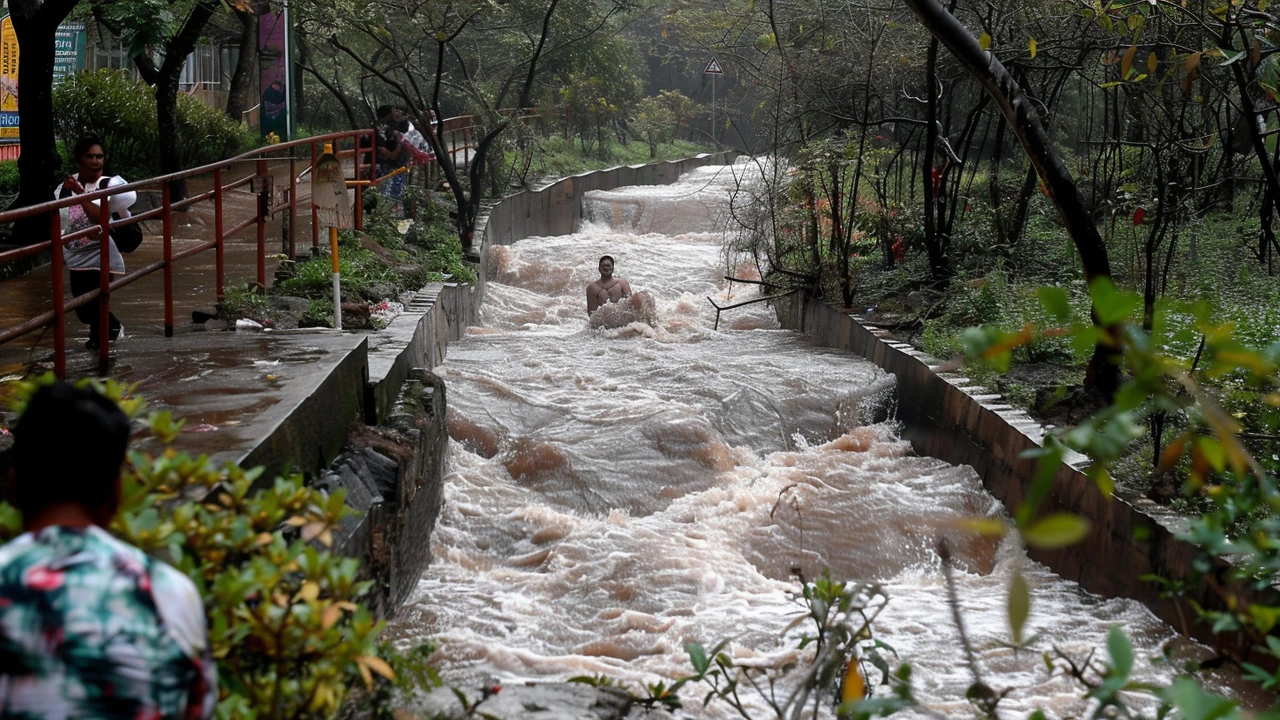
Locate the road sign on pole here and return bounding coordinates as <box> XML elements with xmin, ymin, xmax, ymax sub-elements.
<box><xmin>705</xmin><ymin>59</ymin><xmax>723</xmax><ymax>145</ymax></box>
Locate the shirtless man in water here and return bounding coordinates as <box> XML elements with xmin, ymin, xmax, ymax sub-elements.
<box><xmin>586</xmin><ymin>255</ymin><xmax>632</xmax><ymax>313</ymax></box>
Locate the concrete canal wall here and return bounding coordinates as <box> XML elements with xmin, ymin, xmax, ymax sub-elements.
<box><xmin>773</xmin><ymin>292</ymin><xmax>1269</xmax><ymax>662</ymax></box>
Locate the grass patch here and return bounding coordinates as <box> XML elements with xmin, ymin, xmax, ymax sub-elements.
<box><xmin>219</xmin><ymin>187</ymin><xmax>470</xmax><ymax>328</ymax></box>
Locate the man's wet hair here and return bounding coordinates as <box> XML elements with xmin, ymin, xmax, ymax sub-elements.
<box><xmin>376</xmin><ymin>104</ymin><xmax>395</xmax><ymax>120</ymax></box>
<box><xmin>11</xmin><ymin>382</ymin><xmax>130</xmax><ymax>516</ymax></box>
<box><xmin>599</xmin><ymin>255</ymin><xmax>614</xmax><ymax>265</ymax></box>
<box><xmin>72</xmin><ymin>136</ymin><xmax>105</xmax><ymax>163</ymax></box>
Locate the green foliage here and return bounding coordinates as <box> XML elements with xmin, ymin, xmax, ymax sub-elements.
<box><xmin>5</xmin><ymin>375</ymin><xmax>392</xmax><ymax>718</ymax></box>
<box><xmin>175</xmin><ymin>93</ymin><xmax>257</xmax><ymax>169</ymax></box>
<box><xmin>505</xmin><ymin>133</ymin><xmax>711</xmax><ymax>184</ymax></box>
<box><xmin>678</xmin><ymin>571</ymin><xmax>902</xmax><ymax>719</ymax></box>
<box><xmin>278</xmin><ymin>231</ymin><xmax>410</xmax><ymax>300</ymax></box>
<box><xmin>949</xmin><ymin>274</ymin><xmax>1280</xmax><ymax>715</ymax></box>
<box><xmin>53</xmin><ymin>69</ymin><xmax>253</xmax><ymax>179</ymax></box>
<box><xmin>53</xmin><ymin>70</ymin><xmax>159</xmax><ymax>180</ymax></box>
<box><xmin>631</xmin><ymin>91</ymin><xmax>694</xmax><ymax>158</ymax></box>
<box><xmin>0</xmin><ymin>161</ymin><xmax>19</xmax><ymax>195</ymax></box>
<box><xmin>217</xmin><ymin>286</ymin><xmax>270</xmax><ymax>323</ymax></box>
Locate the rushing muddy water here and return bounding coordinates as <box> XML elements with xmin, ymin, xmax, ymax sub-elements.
<box><xmin>391</xmin><ymin>162</ymin><xmax>1246</xmax><ymax>717</ymax></box>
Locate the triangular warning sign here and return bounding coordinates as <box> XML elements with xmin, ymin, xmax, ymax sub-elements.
<box><xmin>704</xmin><ymin>59</ymin><xmax>724</xmax><ymax>75</ymax></box>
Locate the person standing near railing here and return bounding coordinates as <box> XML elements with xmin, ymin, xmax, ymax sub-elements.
<box><xmin>374</xmin><ymin>105</ymin><xmax>408</xmax><ymax>199</ymax></box>
<box><xmin>55</xmin><ymin>137</ymin><xmax>137</xmax><ymax>350</ymax></box>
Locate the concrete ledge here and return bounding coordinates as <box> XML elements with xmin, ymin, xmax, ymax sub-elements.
<box><xmin>775</xmin><ymin>291</ymin><xmax>1269</xmax><ymax>662</ymax></box>
<box><xmin>234</xmin><ymin>335</ymin><xmax>369</xmax><ymax>477</ymax></box>
<box><xmin>366</xmin><ymin>285</ymin><xmax>450</xmax><ymax>425</ymax></box>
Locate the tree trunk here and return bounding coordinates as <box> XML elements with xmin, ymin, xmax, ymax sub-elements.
<box><xmin>293</xmin><ymin>25</ymin><xmax>308</xmax><ymax>125</ymax></box>
<box><xmin>224</xmin><ymin>9</ymin><xmax>259</xmax><ymax>121</ymax></box>
<box><xmin>155</xmin><ymin>75</ymin><xmax>186</xmax><ymax>200</ymax></box>
<box><xmin>901</xmin><ymin>0</ymin><xmax>1119</xmax><ymax>398</ymax></box>
<box><xmin>921</xmin><ymin>33</ymin><xmax>945</xmax><ymax>280</ymax></box>
<box><xmin>146</xmin><ymin>1</ymin><xmax>219</xmax><ymax>201</ymax></box>
<box><xmin>10</xmin><ymin>0</ymin><xmax>79</xmax><ymax>221</ymax></box>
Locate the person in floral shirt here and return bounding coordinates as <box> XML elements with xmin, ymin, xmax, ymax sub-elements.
<box><xmin>0</xmin><ymin>382</ymin><xmax>216</xmax><ymax>718</ymax></box>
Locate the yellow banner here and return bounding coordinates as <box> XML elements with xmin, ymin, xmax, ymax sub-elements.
<box><xmin>0</xmin><ymin>15</ymin><xmax>19</xmax><ymax>141</ymax></box>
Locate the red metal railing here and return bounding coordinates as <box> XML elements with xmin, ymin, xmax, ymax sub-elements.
<box><xmin>0</xmin><ymin>114</ymin><xmax>485</xmax><ymax>379</ymax></box>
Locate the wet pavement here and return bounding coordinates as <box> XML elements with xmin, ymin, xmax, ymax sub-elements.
<box><xmin>79</xmin><ymin>329</ymin><xmax>367</xmax><ymax>475</ymax></box>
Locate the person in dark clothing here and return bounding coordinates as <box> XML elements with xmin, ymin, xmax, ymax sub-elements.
<box><xmin>374</xmin><ymin>105</ymin><xmax>408</xmax><ymax>198</ymax></box>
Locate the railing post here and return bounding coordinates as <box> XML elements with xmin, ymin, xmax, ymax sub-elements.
<box><xmin>96</xmin><ymin>198</ymin><xmax>111</xmax><ymax>372</ymax></box>
<box><xmin>463</xmin><ymin>125</ymin><xmax>471</xmax><ymax>175</ymax></box>
<box><xmin>162</xmin><ymin>185</ymin><xmax>174</xmax><ymax>337</ymax></box>
<box><xmin>256</xmin><ymin>158</ymin><xmax>268</xmax><ymax>287</ymax></box>
<box><xmin>214</xmin><ymin>167</ymin><xmax>225</xmax><ymax>301</ymax></box>
<box><xmin>288</xmin><ymin>154</ymin><xmax>297</xmax><ymax>259</ymax></box>
<box><xmin>354</xmin><ymin>130</ymin><xmax>364</xmax><ymax>231</ymax></box>
<box><xmin>50</xmin><ymin>210</ymin><xmax>65</xmax><ymax>380</ymax></box>
<box><xmin>311</xmin><ymin>141</ymin><xmax>320</xmax><ymax>249</ymax></box>
<box><xmin>451</xmin><ymin>122</ymin><xmax>459</xmax><ymax>172</ymax></box>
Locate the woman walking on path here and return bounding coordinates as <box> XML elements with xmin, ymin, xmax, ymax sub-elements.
<box><xmin>56</xmin><ymin>137</ymin><xmax>136</xmax><ymax>350</ymax></box>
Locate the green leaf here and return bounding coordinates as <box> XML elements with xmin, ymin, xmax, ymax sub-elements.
<box><xmin>1162</xmin><ymin>678</ymin><xmax>1240</xmax><ymax>720</ymax></box>
<box><xmin>1037</xmin><ymin>286</ymin><xmax>1072</xmax><ymax>321</ymax></box>
<box><xmin>1090</xmin><ymin>277</ymin><xmax>1142</xmax><ymax>325</ymax></box>
<box><xmin>1197</xmin><ymin>437</ymin><xmax>1225</xmax><ymax>473</ymax></box>
<box><xmin>1087</xmin><ymin>465</ymin><xmax>1115</xmax><ymax>497</ymax></box>
<box><xmin>1008</xmin><ymin>571</ymin><xmax>1030</xmax><ymax>645</ymax></box>
<box><xmin>1022</xmin><ymin>513</ymin><xmax>1090</xmax><ymax>549</ymax></box>
<box><xmin>686</xmin><ymin>641</ymin><xmax>708</xmax><ymax>675</ymax></box>
<box><xmin>1250</xmin><ymin>604</ymin><xmax>1280</xmax><ymax>634</ymax></box>
<box><xmin>1015</xmin><ymin>439</ymin><xmax>1064</xmax><ymax>526</ymax></box>
<box><xmin>1107</xmin><ymin>626</ymin><xmax>1134</xmax><ymax>678</ymax></box>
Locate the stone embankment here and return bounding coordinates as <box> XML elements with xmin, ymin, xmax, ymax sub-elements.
<box><xmin>773</xmin><ymin>292</ymin><xmax>1272</xmax><ymax>665</ymax></box>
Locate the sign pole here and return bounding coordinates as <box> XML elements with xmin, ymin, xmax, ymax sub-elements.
<box><xmin>331</xmin><ymin>225</ymin><xmax>341</xmax><ymax>330</ymax></box>
<box><xmin>313</xmin><ymin>141</ymin><xmax>348</xmax><ymax>330</ymax></box>
<box><xmin>711</xmin><ymin>73</ymin><xmax>716</xmax><ymax>145</ymax></box>
<box><xmin>324</xmin><ymin>142</ymin><xmax>341</xmax><ymax>329</ymax></box>
<box><xmin>704</xmin><ymin>58</ymin><xmax>723</xmax><ymax>146</ymax></box>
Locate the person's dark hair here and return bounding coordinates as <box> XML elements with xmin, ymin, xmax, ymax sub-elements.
<box><xmin>11</xmin><ymin>382</ymin><xmax>130</xmax><ymax>516</ymax></box>
<box><xmin>375</xmin><ymin>105</ymin><xmax>394</xmax><ymax>121</ymax></box>
<box><xmin>599</xmin><ymin>255</ymin><xmax>614</xmax><ymax>265</ymax></box>
<box><xmin>71</xmin><ymin>136</ymin><xmax>105</xmax><ymax>163</ymax></box>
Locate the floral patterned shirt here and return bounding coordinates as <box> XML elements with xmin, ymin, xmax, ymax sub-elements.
<box><xmin>0</xmin><ymin>525</ymin><xmax>216</xmax><ymax>719</ymax></box>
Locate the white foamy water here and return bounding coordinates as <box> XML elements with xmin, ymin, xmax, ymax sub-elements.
<box><xmin>391</xmin><ymin>162</ymin><xmax>1248</xmax><ymax>717</ymax></box>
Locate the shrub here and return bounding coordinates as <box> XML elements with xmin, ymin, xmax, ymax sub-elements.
<box><xmin>0</xmin><ymin>160</ymin><xmax>18</xmax><ymax>194</ymax></box>
<box><xmin>176</xmin><ymin>93</ymin><xmax>256</xmax><ymax>168</ymax></box>
<box><xmin>3</xmin><ymin>376</ymin><xmax>392</xmax><ymax>719</ymax></box>
<box><xmin>54</xmin><ymin>69</ymin><xmax>254</xmax><ymax>178</ymax></box>
<box><xmin>53</xmin><ymin>69</ymin><xmax>159</xmax><ymax>179</ymax></box>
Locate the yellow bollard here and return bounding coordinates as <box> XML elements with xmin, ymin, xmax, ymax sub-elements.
<box><xmin>324</xmin><ymin>142</ymin><xmax>342</xmax><ymax>330</ymax></box>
